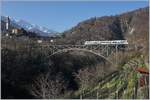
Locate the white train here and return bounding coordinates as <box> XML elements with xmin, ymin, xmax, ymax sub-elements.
<box><xmin>84</xmin><ymin>40</ymin><xmax>128</xmax><ymax>45</ymax></box>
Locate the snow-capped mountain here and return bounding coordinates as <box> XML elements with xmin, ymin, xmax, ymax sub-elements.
<box><xmin>1</xmin><ymin>16</ymin><xmax>58</xmax><ymax>37</ymax></box>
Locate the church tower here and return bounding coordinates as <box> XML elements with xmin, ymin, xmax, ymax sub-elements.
<box><xmin>6</xmin><ymin>16</ymin><xmax>10</xmax><ymax>30</ymax></box>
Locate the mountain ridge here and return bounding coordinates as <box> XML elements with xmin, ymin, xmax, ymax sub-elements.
<box><xmin>57</xmin><ymin>6</ymin><xmax>148</xmax><ymax>47</ymax></box>
<box><xmin>1</xmin><ymin>16</ymin><xmax>58</xmax><ymax>37</ymax></box>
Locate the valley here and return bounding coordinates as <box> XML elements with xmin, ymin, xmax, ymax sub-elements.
<box><xmin>1</xmin><ymin>6</ymin><xmax>149</xmax><ymax>99</ymax></box>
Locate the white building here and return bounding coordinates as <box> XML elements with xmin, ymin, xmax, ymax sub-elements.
<box><xmin>50</xmin><ymin>39</ymin><xmax>54</xmax><ymax>43</ymax></box>
<box><xmin>5</xmin><ymin>33</ymin><xmax>9</xmax><ymax>37</ymax></box>
<box><xmin>37</xmin><ymin>40</ymin><xmax>42</xmax><ymax>43</ymax></box>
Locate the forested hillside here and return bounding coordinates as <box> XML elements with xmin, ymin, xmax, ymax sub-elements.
<box><xmin>58</xmin><ymin>7</ymin><xmax>148</xmax><ymax>47</ymax></box>
<box><xmin>1</xmin><ymin>7</ymin><xmax>149</xmax><ymax>99</ymax></box>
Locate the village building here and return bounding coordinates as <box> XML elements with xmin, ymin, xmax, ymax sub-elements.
<box><xmin>5</xmin><ymin>16</ymin><xmax>23</xmax><ymax>35</ymax></box>
<box><xmin>11</xmin><ymin>28</ymin><xmax>23</xmax><ymax>34</ymax></box>
<box><xmin>37</xmin><ymin>40</ymin><xmax>42</xmax><ymax>43</ymax></box>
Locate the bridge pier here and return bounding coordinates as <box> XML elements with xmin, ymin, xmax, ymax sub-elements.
<box><xmin>115</xmin><ymin>45</ymin><xmax>118</xmax><ymax>65</ymax></box>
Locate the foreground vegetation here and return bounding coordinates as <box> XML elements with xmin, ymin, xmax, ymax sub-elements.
<box><xmin>72</xmin><ymin>54</ymin><xmax>149</xmax><ymax>99</ymax></box>
<box><xmin>1</xmin><ymin>41</ymin><xmax>149</xmax><ymax>99</ymax></box>
<box><xmin>1</xmin><ymin>7</ymin><xmax>149</xmax><ymax>99</ymax></box>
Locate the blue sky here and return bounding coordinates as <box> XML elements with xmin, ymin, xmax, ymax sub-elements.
<box><xmin>2</xmin><ymin>1</ymin><xmax>149</xmax><ymax>32</ymax></box>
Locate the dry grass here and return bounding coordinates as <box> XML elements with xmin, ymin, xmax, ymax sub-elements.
<box><xmin>108</xmin><ymin>50</ymin><xmax>143</xmax><ymax>69</ymax></box>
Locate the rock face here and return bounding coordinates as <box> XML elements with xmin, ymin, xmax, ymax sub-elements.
<box><xmin>59</xmin><ymin>7</ymin><xmax>148</xmax><ymax>47</ymax></box>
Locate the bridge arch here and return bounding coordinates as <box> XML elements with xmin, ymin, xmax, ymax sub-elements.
<box><xmin>49</xmin><ymin>48</ymin><xmax>114</xmax><ymax>65</ymax></box>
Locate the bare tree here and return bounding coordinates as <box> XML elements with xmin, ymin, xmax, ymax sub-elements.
<box><xmin>74</xmin><ymin>64</ymin><xmax>107</xmax><ymax>90</ymax></box>
<box><xmin>30</xmin><ymin>73</ymin><xmax>65</xmax><ymax>99</ymax></box>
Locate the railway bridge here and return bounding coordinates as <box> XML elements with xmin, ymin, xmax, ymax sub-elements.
<box><xmin>38</xmin><ymin>42</ymin><xmax>141</xmax><ymax>65</ymax></box>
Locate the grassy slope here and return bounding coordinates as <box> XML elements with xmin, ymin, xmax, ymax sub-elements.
<box><xmin>71</xmin><ymin>54</ymin><xmax>149</xmax><ymax>99</ymax></box>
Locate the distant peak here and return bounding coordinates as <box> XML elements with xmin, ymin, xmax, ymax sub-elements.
<box><xmin>1</xmin><ymin>16</ymin><xmax>59</xmax><ymax>37</ymax></box>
